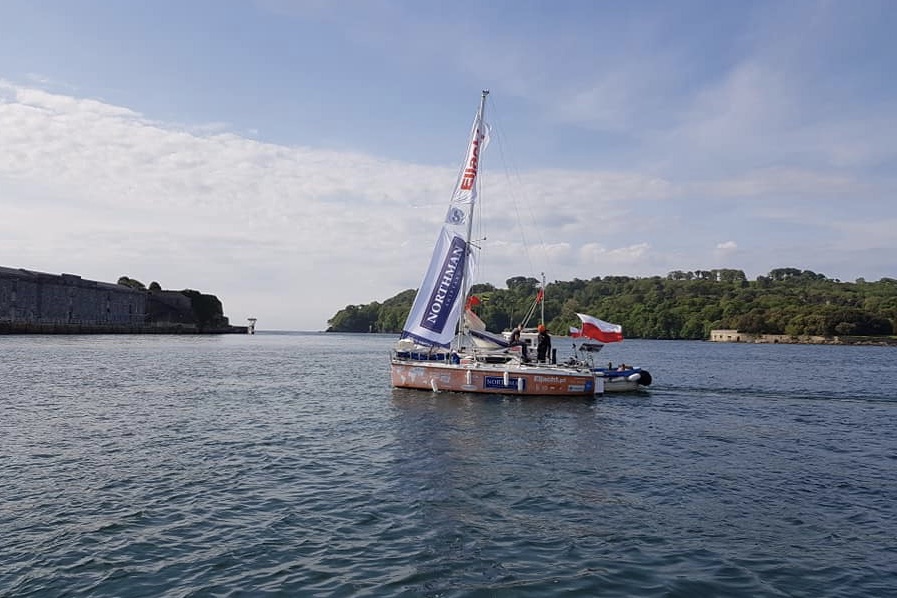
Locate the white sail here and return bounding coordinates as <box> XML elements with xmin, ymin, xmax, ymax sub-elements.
<box><xmin>400</xmin><ymin>93</ymin><xmax>490</xmax><ymax>348</ymax></box>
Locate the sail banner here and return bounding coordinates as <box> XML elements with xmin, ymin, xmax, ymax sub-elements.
<box><xmin>575</xmin><ymin>313</ymin><xmax>624</xmax><ymax>343</ymax></box>
<box><xmin>401</xmin><ymin>105</ymin><xmax>490</xmax><ymax>347</ymax></box>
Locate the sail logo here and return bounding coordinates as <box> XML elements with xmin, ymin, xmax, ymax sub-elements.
<box><xmin>446</xmin><ymin>207</ymin><xmax>465</xmax><ymax>225</ymax></box>
<box><xmin>484</xmin><ymin>376</ymin><xmax>525</xmax><ymax>390</ymax></box>
<box><xmin>420</xmin><ymin>236</ymin><xmax>467</xmax><ymax>333</ymax></box>
<box><xmin>459</xmin><ymin>129</ymin><xmax>484</xmax><ymax>191</ymax></box>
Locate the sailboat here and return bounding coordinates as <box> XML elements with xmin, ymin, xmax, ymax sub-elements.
<box><xmin>390</xmin><ymin>91</ymin><xmax>601</xmax><ymax>397</ymax></box>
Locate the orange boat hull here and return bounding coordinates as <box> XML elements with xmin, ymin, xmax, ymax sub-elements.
<box><xmin>390</xmin><ymin>360</ymin><xmax>599</xmax><ymax>396</ymax></box>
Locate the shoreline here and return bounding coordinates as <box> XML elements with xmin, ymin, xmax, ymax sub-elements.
<box><xmin>0</xmin><ymin>322</ymin><xmax>248</xmax><ymax>335</ymax></box>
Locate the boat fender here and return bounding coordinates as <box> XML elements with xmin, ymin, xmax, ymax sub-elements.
<box><xmin>517</xmin><ymin>377</ymin><xmax>524</xmax><ymax>392</ymax></box>
<box><xmin>430</xmin><ymin>379</ymin><xmax>438</xmax><ymax>393</ymax></box>
<box><xmin>503</xmin><ymin>371</ymin><xmax>510</xmax><ymax>387</ymax></box>
<box><xmin>638</xmin><ymin>370</ymin><xmax>652</xmax><ymax>386</ymax></box>
<box><xmin>465</xmin><ymin>369</ymin><xmax>472</xmax><ymax>386</ymax></box>
<box><xmin>627</xmin><ymin>373</ymin><xmax>641</xmax><ymax>383</ymax></box>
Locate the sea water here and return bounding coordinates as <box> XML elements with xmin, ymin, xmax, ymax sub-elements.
<box><xmin>1</xmin><ymin>333</ymin><xmax>895</xmax><ymax>597</ymax></box>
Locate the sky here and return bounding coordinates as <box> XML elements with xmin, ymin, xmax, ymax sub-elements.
<box><xmin>1</xmin><ymin>0</ymin><xmax>895</xmax><ymax>330</ymax></box>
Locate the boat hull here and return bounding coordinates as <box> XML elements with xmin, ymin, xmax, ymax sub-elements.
<box><xmin>599</xmin><ymin>377</ymin><xmax>641</xmax><ymax>392</ymax></box>
<box><xmin>593</xmin><ymin>368</ymin><xmax>652</xmax><ymax>392</ymax></box>
<box><xmin>391</xmin><ymin>360</ymin><xmax>600</xmax><ymax>396</ymax></box>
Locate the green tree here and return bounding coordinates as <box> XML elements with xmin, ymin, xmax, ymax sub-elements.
<box><xmin>326</xmin><ymin>267</ymin><xmax>897</xmax><ymax>340</ymax></box>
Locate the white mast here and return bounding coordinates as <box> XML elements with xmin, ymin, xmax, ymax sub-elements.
<box><xmin>463</xmin><ymin>90</ymin><xmax>489</xmax><ymax>256</ymax></box>
<box><xmin>458</xmin><ymin>90</ymin><xmax>489</xmax><ymax>345</ymax></box>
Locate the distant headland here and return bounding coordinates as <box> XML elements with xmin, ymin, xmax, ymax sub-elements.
<box><xmin>0</xmin><ymin>266</ymin><xmax>246</xmax><ymax>335</ymax></box>
<box><xmin>326</xmin><ymin>269</ymin><xmax>897</xmax><ymax>343</ymax></box>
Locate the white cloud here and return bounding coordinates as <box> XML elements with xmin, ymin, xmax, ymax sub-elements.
<box><xmin>694</xmin><ymin>167</ymin><xmax>860</xmax><ymax>199</ymax></box>
<box><xmin>1</xmin><ymin>81</ymin><xmax>677</xmax><ymax>329</ymax></box>
<box><xmin>579</xmin><ymin>242</ymin><xmax>651</xmax><ymax>267</ymax></box>
<box><xmin>3</xmin><ymin>1</ymin><xmax>897</xmax><ymax>329</ymax></box>
<box><xmin>6</xmin><ymin>78</ymin><xmax>893</xmax><ymax>328</ymax></box>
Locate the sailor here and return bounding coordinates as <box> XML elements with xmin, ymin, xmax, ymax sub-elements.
<box><xmin>536</xmin><ymin>324</ymin><xmax>551</xmax><ymax>362</ymax></box>
<box><xmin>508</xmin><ymin>324</ymin><xmax>530</xmax><ymax>362</ymax></box>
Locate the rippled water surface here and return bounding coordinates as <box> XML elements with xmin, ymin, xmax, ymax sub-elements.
<box><xmin>2</xmin><ymin>333</ymin><xmax>896</xmax><ymax>597</ymax></box>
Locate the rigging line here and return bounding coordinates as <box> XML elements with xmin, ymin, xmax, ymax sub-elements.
<box><xmin>487</xmin><ymin>98</ymin><xmax>535</xmax><ymax>279</ymax></box>
<box><xmin>473</xmin><ymin>167</ymin><xmax>489</xmax><ymax>288</ymax></box>
<box><xmin>470</xmin><ymin>96</ymin><xmax>492</xmax><ymax>292</ymax></box>
<box><xmin>470</xmin><ymin>103</ymin><xmax>487</xmax><ymax>291</ymax></box>
<box><xmin>457</xmin><ymin>95</ymin><xmax>489</xmax><ymax>295</ymax></box>
<box><xmin>487</xmin><ymin>95</ymin><xmax>555</xmax><ymax>283</ymax></box>
<box><xmin>521</xmin><ymin>295</ymin><xmax>539</xmax><ymax>328</ymax></box>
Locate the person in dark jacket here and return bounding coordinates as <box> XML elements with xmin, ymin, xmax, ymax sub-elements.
<box><xmin>536</xmin><ymin>324</ymin><xmax>551</xmax><ymax>362</ymax></box>
<box><xmin>508</xmin><ymin>323</ymin><xmax>530</xmax><ymax>362</ymax></box>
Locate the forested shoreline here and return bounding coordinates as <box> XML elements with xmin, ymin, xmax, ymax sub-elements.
<box><xmin>326</xmin><ymin>268</ymin><xmax>897</xmax><ymax>340</ymax></box>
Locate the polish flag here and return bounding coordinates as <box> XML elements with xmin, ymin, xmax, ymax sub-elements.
<box><xmin>575</xmin><ymin>313</ymin><xmax>623</xmax><ymax>343</ymax></box>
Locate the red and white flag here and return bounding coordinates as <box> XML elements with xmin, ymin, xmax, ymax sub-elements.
<box><xmin>575</xmin><ymin>313</ymin><xmax>623</xmax><ymax>343</ymax></box>
<box><xmin>569</xmin><ymin>326</ymin><xmax>582</xmax><ymax>337</ymax></box>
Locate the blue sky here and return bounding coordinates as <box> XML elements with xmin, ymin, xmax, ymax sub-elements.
<box><xmin>1</xmin><ymin>0</ymin><xmax>895</xmax><ymax>330</ymax></box>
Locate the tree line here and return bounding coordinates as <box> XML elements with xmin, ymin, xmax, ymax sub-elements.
<box><xmin>326</xmin><ymin>268</ymin><xmax>897</xmax><ymax>339</ymax></box>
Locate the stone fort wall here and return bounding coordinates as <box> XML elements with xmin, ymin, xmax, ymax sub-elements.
<box><xmin>0</xmin><ymin>266</ymin><xmax>145</xmax><ymax>327</ymax></box>
<box><xmin>0</xmin><ymin>266</ymin><xmax>246</xmax><ymax>334</ymax></box>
